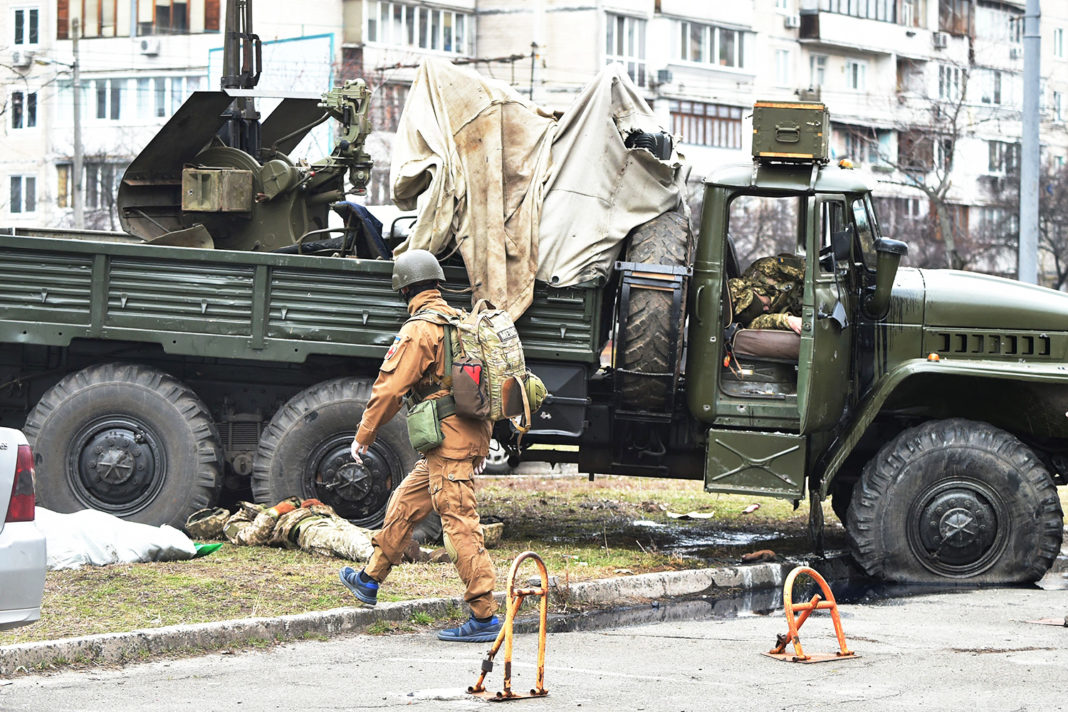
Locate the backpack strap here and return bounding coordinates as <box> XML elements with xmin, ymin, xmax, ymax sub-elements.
<box><xmin>405</xmin><ymin>308</ymin><xmax>458</xmax><ymax>402</ymax></box>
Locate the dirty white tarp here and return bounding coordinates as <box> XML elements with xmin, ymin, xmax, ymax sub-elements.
<box><xmin>391</xmin><ymin>60</ymin><xmax>556</xmax><ymax>317</ymax></box>
<box><xmin>537</xmin><ymin>65</ymin><xmax>690</xmax><ymax>288</ymax></box>
<box><xmin>34</xmin><ymin>507</ymin><xmax>198</xmax><ymax>570</ymax></box>
<box><xmin>391</xmin><ymin>59</ymin><xmax>689</xmax><ymax>317</ymax></box>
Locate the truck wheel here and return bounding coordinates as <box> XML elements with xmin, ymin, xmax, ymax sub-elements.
<box><xmin>619</xmin><ymin>210</ymin><xmax>692</xmax><ymax>409</ymax></box>
<box><xmin>848</xmin><ymin>418</ymin><xmax>1063</xmax><ymax>584</ymax></box>
<box><xmin>23</xmin><ymin>362</ymin><xmax>223</xmax><ymax>529</ymax></box>
<box><xmin>252</xmin><ymin>378</ymin><xmax>442</xmax><ymax>542</ymax></box>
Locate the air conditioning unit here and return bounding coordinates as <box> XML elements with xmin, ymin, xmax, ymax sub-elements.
<box><xmin>932</xmin><ymin>31</ymin><xmax>948</xmax><ymax>49</ymax></box>
<box><xmin>784</xmin><ymin>14</ymin><xmax>801</xmax><ymax>29</ymax></box>
<box><xmin>11</xmin><ymin>49</ymin><xmax>34</xmax><ymax>68</ymax></box>
<box><xmin>1009</xmin><ymin>46</ymin><xmax>1022</xmax><ymax>59</ymax></box>
<box><xmin>138</xmin><ymin>37</ymin><xmax>161</xmax><ymax>56</ymax></box>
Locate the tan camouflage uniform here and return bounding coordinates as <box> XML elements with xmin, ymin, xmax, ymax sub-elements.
<box><xmin>727</xmin><ymin>254</ymin><xmax>805</xmax><ymax>330</ymax></box>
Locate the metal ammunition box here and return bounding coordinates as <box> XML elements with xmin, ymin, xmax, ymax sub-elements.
<box><xmin>751</xmin><ymin>101</ymin><xmax>830</xmax><ymax>162</ymax></box>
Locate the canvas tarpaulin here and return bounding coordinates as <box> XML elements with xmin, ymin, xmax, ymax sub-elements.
<box><xmin>391</xmin><ymin>59</ymin><xmax>689</xmax><ymax>317</ymax></box>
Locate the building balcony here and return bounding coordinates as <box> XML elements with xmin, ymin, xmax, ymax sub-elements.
<box><xmin>799</xmin><ymin>10</ymin><xmax>944</xmax><ymax>59</ymax></box>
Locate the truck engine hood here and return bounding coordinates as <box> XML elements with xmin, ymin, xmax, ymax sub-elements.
<box><xmin>919</xmin><ymin>269</ymin><xmax>1068</xmax><ymax>330</ymax></box>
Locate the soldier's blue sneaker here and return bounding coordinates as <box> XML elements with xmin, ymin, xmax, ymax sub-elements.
<box><xmin>339</xmin><ymin>567</ymin><xmax>378</xmax><ymax>607</ymax></box>
<box><xmin>437</xmin><ymin>615</ymin><xmax>501</xmax><ymax>643</ymax></box>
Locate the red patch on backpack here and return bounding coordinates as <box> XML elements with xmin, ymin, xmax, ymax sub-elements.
<box><xmin>461</xmin><ymin>363</ymin><xmax>482</xmax><ymax>384</ymax></box>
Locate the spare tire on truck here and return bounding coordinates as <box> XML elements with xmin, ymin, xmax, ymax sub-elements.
<box><xmin>618</xmin><ymin>210</ymin><xmax>693</xmax><ymax>410</ymax></box>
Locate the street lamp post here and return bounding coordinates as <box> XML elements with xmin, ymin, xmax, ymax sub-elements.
<box><xmin>71</xmin><ymin>18</ymin><xmax>83</xmax><ymax>229</ymax></box>
<box><xmin>1019</xmin><ymin>0</ymin><xmax>1040</xmax><ymax>284</ymax></box>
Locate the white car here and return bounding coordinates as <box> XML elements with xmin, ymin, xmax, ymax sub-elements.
<box><xmin>0</xmin><ymin>427</ymin><xmax>46</xmax><ymax>630</ymax></box>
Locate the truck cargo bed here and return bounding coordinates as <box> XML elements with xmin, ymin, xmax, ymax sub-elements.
<box><xmin>0</xmin><ymin>231</ymin><xmax>602</xmax><ymax>365</ymax></box>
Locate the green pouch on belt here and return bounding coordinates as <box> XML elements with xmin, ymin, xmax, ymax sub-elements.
<box><xmin>406</xmin><ymin>398</ymin><xmax>444</xmax><ymax>453</ymax></box>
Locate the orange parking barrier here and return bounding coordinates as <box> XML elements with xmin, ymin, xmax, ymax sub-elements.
<box><xmin>468</xmin><ymin>551</ymin><xmax>550</xmax><ymax>702</ymax></box>
<box><xmin>763</xmin><ymin>565</ymin><xmax>857</xmax><ymax>664</ymax></box>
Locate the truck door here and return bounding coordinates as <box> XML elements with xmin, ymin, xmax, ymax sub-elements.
<box><xmin>797</xmin><ymin>195</ymin><xmax>855</xmax><ymax>433</ymax></box>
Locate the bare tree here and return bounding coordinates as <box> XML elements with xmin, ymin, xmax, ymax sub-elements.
<box><xmin>844</xmin><ymin>60</ymin><xmax>1010</xmax><ymax>271</ymax></box>
<box><xmin>1039</xmin><ymin>162</ymin><xmax>1068</xmax><ymax>290</ymax></box>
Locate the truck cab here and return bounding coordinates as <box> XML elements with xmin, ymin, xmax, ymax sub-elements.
<box><xmin>666</xmin><ymin>101</ymin><xmax>1066</xmax><ymax>584</ymax></box>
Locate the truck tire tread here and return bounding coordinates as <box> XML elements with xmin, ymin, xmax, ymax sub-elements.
<box><xmin>848</xmin><ymin>418</ymin><xmax>1062</xmax><ymax>584</ymax></box>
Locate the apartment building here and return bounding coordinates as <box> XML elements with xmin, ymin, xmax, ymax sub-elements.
<box><xmin>3</xmin><ymin>0</ymin><xmax>1067</xmax><ymax>282</ymax></box>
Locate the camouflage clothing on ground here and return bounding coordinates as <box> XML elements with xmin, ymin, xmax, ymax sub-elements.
<box><xmin>727</xmin><ymin>254</ymin><xmax>805</xmax><ymax>330</ymax></box>
<box><xmin>223</xmin><ymin>498</ymin><xmax>375</xmax><ymax>562</ymax></box>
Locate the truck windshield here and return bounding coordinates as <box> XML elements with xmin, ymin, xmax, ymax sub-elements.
<box><xmin>851</xmin><ymin>197</ymin><xmax>878</xmax><ymax>271</ymax></box>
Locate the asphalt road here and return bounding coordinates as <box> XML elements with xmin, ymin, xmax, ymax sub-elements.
<box><xmin>2</xmin><ymin>583</ymin><xmax>1067</xmax><ymax>711</ymax></box>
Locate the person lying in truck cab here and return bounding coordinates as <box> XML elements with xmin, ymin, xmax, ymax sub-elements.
<box><xmin>727</xmin><ymin>254</ymin><xmax>805</xmax><ymax>335</ymax></box>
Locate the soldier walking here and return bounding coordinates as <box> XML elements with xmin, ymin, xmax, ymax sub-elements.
<box><xmin>339</xmin><ymin>249</ymin><xmax>500</xmax><ymax>643</ymax></box>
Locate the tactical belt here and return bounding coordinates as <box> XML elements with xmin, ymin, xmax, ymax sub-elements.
<box><xmin>434</xmin><ymin>394</ymin><xmax>457</xmax><ymax>419</ymax></box>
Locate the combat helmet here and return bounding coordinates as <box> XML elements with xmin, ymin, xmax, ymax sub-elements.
<box><xmin>392</xmin><ymin>249</ymin><xmax>445</xmax><ymax>290</ymax></box>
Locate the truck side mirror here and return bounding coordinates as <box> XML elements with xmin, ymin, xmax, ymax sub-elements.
<box><xmin>831</xmin><ymin>229</ymin><xmax>852</xmax><ymax>262</ymax></box>
<box><xmin>863</xmin><ymin>237</ymin><xmax>908</xmax><ymax>319</ymax></box>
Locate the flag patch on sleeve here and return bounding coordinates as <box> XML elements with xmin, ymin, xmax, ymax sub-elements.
<box><xmin>384</xmin><ymin>335</ymin><xmax>402</xmax><ymax>361</ymax></box>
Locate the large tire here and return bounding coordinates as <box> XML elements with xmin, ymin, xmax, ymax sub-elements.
<box><xmin>619</xmin><ymin>210</ymin><xmax>692</xmax><ymax>409</ymax></box>
<box><xmin>252</xmin><ymin>378</ymin><xmax>442</xmax><ymax>542</ymax></box>
<box><xmin>23</xmin><ymin>362</ymin><xmax>223</xmax><ymax>529</ymax></box>
<box><xmin>848</xmin><ymin>418</ymin><xmax>1063</xmax><ymax>584</ymax></box>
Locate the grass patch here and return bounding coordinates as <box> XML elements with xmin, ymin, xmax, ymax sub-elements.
<box><xmin>3</xmin><ymin>475</ymin><xmax>1061</xmax><ymax>648</ymax></box>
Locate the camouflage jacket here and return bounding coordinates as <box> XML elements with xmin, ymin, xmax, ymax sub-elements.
<box><xmin>727</xmin><ymin>254</ymin><xmax>805</xmax><ymax>330</ymax></box>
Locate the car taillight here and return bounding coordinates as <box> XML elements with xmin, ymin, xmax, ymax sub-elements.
<box><xmin>5</xmin><ymin>443</ymin><xmax>35</xmax><ymax>523</ymax></box>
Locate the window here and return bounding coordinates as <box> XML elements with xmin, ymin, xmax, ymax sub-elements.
<box><xmin>669</xmin><ymin>101</ymin><xmax>743</xmax><ymax>148</ymax></box>
<box><xmin>899</xmin><ymin>0</ymin><xmax>926</xmax><ymax>28</ymax></box>
<box><xmin>136</xmin><ymin>0</ymin><xmax>188</xmax><ymax>35</ymax></box>
<box><xmin>607</xmin><ymin>14</ymin><xmax>647</xmax><ymax>87</ymax></box>
<box><xmin>820</xmin><ymin>0</ymin><xmax>894</xmax><ymax>22</ymax></box>
<box><xmin>1009</xmin><ymin>16</ymin><xmax>1023</xmax><ymax>44</ymax></box>
<box><xmin>939</xmin><ymin>0</ymin><xmax>972</xmax><ymax>36</ymax></box>
<box><xmin>980</xmin><ymin>69</ymin><xmax>1002</xmax><ymax>105</ymax></box>
<box><xmin>84</xmin><ymin>163</ymin><xmax>126</xmax><ymax>210</ymax></box>
<box><xmin>776</xmin><ymin>49</ymin><xmax>792</xmax><ymax>86</ymax></box>
<box><xmin>935</xmin><ymin>137</ymin><xmax>953</xmax><ymax>172</ymax></box>
<box><xmin>988</xmin><ymin>140</ymin><xmax>1020</xmax><ymax>174</ymax></box>
<box><xmin>838</xmin><ymin>127</ymin><xmax>886</xmax><ymax>164</ymax></box>
<box><xmin>77</xmin><ymin>0</ymin><xmax>216</xmax><ymax>37</ymax></box>
<box><xmin>873</xmin><ymin>196</ymin><xmax>925</xmax><ymax>237</ymax></box>
<box><xmin>810</xmin><ymin>54</ymin><xmax>827</xmax><ymax>88</ymax></box>
<box><xmin>677</xmin><ymin>21</ymin><xmax>747</xmax><ymax>69</ymax></box>
<box><xmin>10</xmin><ymin>91</ymin><xmax>37</xmax><ymax>129</ymax></box>
<box><xmin>776</xmin><ymin>0</ymin><xmax>789</xmax><ymax>10</ymax></box>
<box><xmin>370</xmin><ymin>83</ymin><xmax>410</xmax><ymax>133</ymax></box>
<box><xmin>938</xmin><ymin>63</ymin><xmax>963</xmax><ymax>102</ymax></box>
<box><xmin>365</xmin><ymin>1</ymin><xmax>472</xmax><ymax>55</ymax></box>
<box><xmin>13</xmin><ymin>6</ymin><xmax>39</xmax><ymax>45</ymax></box>
<box><xmin>1055</xmin><ymin>28</ymin><xmax>1065</xmax><ymax>59</ymax></box>
<box><xmin>1054</xmin><ymin>91</ymin><xmax>1064</xmax><ymax>122</ymax></box>
<box><xmin>9</xmin><ymin>176</ymin><xmax>36</xmax><ymax>214</ymax></box>
<box><xmin>845</xmin><ymin>59</ymin><xmax>867</xmax><ymax>91</ymax></box>
<box><xmin>95</xmin><ymin>79</ymin><xmax>125</xmax><ymax>120</ymax></box>
<box><xmin>56</xmin><ymin>164</ymin><xmax>70</xmax><ymax>208</ymax></box>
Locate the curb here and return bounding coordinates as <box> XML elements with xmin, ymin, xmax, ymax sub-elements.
<box><xmin>0</xmin><ymin>553</ymin><xmax>861</xmax><ymax>674</ymax></box>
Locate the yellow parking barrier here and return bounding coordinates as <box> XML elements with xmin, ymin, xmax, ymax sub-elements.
<box><xmin>468</xmin><ymin>551</ymin><xmax>550</xmax><ymax>701</ymax></box>
<box><xmin>763</xmin><ymin>565</ymin><xmax>858</xmax><ymax>664</ymax></box>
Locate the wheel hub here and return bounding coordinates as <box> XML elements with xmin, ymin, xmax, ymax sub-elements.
<box><xmin>310</xmin><ymin>437</ymin><xmax>394</xmax><ymax>522</ymax></box>
<box><xmin>910</xmin><ymin>480</ymin><xmax>1005</xmax><ymax>575</ymax></box>
<box><xmin>72</xmin><ymin>423</ymin><xmax>164</xmax><ymax>511</ymax></box>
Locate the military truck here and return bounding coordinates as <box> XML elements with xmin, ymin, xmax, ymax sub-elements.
<box><xmin>2</xmin><ymin>79</ymin><xmax>1065</xmax><ymax>584</ymax></box>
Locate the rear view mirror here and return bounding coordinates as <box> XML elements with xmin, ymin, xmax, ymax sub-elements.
<box><xmin>831</xmin><ymin>229</ymin><xmax>852</xmax><ymax>262</ymax></box>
